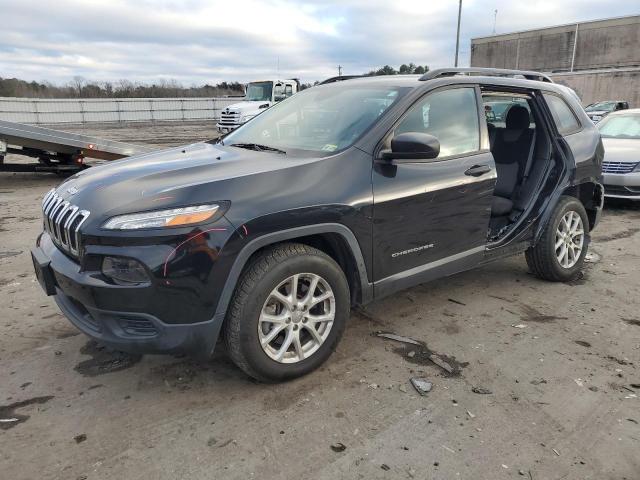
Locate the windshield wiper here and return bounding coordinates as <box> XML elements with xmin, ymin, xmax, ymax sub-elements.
<box><xmin>230</xmin><ymin>143</ymin><xmax>286</xmax><ymax>155</ymax></box>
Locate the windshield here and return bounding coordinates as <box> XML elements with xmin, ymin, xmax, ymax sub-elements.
<box><xmin>246</xmin><ymin>82</ymin><xmax>273</xmax><ymax>102</ymax></box>
<box><xmin>598</xmin><ymin>114</ymin><xmax>640</xmax><ymax>139</ymax></box>
<box><xmin>222</xmin><ymin>84</ymin><xmax>405</xmax><ymax>155</ymax></box>
<box><xmin>585</xmin><ymin>101</ymin><xmax>616</xmax><ymax>112</ymax></box>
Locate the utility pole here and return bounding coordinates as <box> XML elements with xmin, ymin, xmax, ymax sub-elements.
<box><xmin>338</xmin><ymin>65</ymin><xmax>342</xmax><ymax>76</ymax></box>
<box><xmin>454</xmin><ymin>0</ymin><xmax>462</xmax><ymax>67</ymax></box>
<box><xmin>492</xmin><ymin>9</ymin><xmax>498</xmax><ymax>35</ymax></box>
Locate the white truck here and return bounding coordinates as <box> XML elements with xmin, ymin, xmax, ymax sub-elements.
<box><xmin>216</xmin><ymin>79</ymin><xmax>300</xmax><ymax>133</ymax></box>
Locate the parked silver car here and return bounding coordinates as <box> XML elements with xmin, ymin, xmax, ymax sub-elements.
<box><xmin>598</xmin><ymin>109</ymin><xmax>640</xmax><ymax>199</ymax></box>
<box><xmin>586</xmin><ymin>100</ymin><xmax>629</xmax><ymax>123</ymax></box>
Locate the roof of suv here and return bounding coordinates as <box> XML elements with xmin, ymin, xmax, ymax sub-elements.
<box><xmin>318</xmin><ymin>68</ymin><xmax>560</xmax><ymax>92</ymax></box>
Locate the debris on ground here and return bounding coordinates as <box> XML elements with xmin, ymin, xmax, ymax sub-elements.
<box><xmin>512</xmin><ymin>324</ymin><xmax>527</xmax><ymax>329</ymax></box>
<box><xmin>74</xmin><ymin>434</ymin><xmax>87</xmax><ymax>444</ymax></box>
<box><xmin>376</xmin><ymin>332</ymin><xmax>422</xmax><ymax>345</ymax></box>
<box><xmin>575</xmin><ymin>340</ymin><xmax>591</xmax><ymax>347</ymax></box>
<box><xmin>574</xmin><ymin>378</ymin><xmax>584</xmax><ymax>387</ymax></box>
<box><xmin>530</xmin><ymin>378</ymin><xmax>547</xmax><ymax>385</ymax></box>
<box><xmin>585</xmin><ymin>251</ymin><xmax>601</xmax><ymax>263</ymax></box>
<box><xmin>407</xmin><ymin>350</ymin><xmax>416</xmax><ymax>358</ymax></box>
<box><xmin>410</xmin><ymin>377</ymin><xmax>433</xmax><ymax>395</ymax></box>
<box><xmin>399</xmin><ymin>384</ymin><xmax>408</xmax><ymax>393</ymax></box>
<box><xmin>0</xmin><ymin>395</ymin><xmax>55</xmax><ymax>430</ymax></box>
<box><xmin>471</xmin><ymin>386</ymin><xmax>493</xmax><ymax>394</ymax></box>
<box><xmin>330</xmin><ymin>442</ymin><xmax>346</xmax><ymax>453</ymax></box>
<box><xmin>448</xmin><ymin>298</ymin><xmax>466</xmax><ymax>306</ymax></box>
<box><xmin>552</xmin><ymin>448</ymin><xmax>560</xmax><ymax>456</ymax></box>
<box><xmin>380</xmin><ymin>464</ymin><xmax>390</xmax><ymax>471</ymax></box>
<box><xmin>428</xmin><ymin>354</ymin><xmax>455</xmax><ymax>374</ymax></box>
<box><xmin>466</xmin><ymin>410</ymin><xmax>476</xmax><ymax>419</ymax></box>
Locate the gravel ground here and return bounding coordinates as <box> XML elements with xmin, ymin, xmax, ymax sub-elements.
<box><xmin>0</xmin><ymin>122</ymin><xmax>638</xmax><ymax>480</ymax></box>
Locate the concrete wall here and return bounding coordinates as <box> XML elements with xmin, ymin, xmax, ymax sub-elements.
<box><xmin>0</xmin><ymin>97</ymin><xmax>242</xmax><ymax>124</ymax></box>
<box><xmin>470</xmin><ymin>15</ymin><xmax>640</xmax><ymax>107</ymax></box>
<box><xmin>471</xmin><ymin>15</ymin><xmax>640</xmax><ymax>73</ymax></box>
<box><xmin>550</xmin><ymin>69</ymin><xmax>640</xmax><ymax>107</ymax></box>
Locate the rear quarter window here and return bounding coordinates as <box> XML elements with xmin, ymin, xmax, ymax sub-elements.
<box><xmin>543</xmin><ymin>93</ymin><xmax>581</xmax><ymax>136</ymax></box>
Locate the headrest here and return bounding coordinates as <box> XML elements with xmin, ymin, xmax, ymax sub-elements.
<box><xmin>505</xmin><ymin>105</ymin><xmax>530</xmax><ymax>130</ymax></box>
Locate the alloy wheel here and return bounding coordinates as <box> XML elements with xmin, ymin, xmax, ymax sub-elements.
<box><xmin>258</xmin><ymin>273</ymin><xmax>335</xmax><ymax>363</ymax></box>
<box><xmin>555</xmin><ymin>211</ymin><xmax>584</xmax><ymax>269</ymax></box>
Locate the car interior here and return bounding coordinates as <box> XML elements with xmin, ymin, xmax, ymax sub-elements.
<box><xmin>483</xmin><ymin>91</ymin><xmax>556</xmax><ymax>240</ymax></box>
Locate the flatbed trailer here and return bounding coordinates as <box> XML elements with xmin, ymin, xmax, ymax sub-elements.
<box><xmin>0</xmin><ymin>120</ymin><xmax>155</xmax><ymax>174</ymax></box>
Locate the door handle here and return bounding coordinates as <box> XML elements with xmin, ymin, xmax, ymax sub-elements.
<box><xmin>464</xmin><ymin>164</ymin><xmax>491</xmax><ymax>177</ymax></box>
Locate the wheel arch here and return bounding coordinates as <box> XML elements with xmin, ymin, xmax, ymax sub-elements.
<box><xmin>561</xmin><ymin>181</ymin><xmax>604</xmax><ymax>230</ymax></box>
<box><xmin>214</xmin><ymin>224</ymin><xmax>373</xmax><ymax>321</ymax></box>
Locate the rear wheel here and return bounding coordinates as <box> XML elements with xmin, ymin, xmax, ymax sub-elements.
<box><xmin>525</xmin><ymin>196</ymin><xmax>589</xmax><ymax>282</ymax></box>
<box><xmin>224</xmin><ymin>243</ymin><xmax>350</xmax><ymax>382</ymax></box>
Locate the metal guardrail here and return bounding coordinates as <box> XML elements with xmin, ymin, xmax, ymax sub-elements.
<box><xmin>0</xmin><ymin>97</ymin><xmax>243</xmax><ymax>125</ymax></box>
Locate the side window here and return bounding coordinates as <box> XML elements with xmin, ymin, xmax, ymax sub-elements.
<box><xmin>285</xmin><ymin>85</ymin><xmax>293</xmax><ymax>97</ymax></box>
<box><xmin>395</xmin><ymin>87</ymin><xmax>480</xmax><ymax>158</ymax></box>
<box><xmin>543</xmin><ymin>93</ymin><xmax>581</xmax><ymax>135</ymax></box>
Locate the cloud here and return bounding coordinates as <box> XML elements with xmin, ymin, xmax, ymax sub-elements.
<box><xmin>0</xmin><ymin>0</ymin><xmax>637</xmax><ymax>85</ymax></box>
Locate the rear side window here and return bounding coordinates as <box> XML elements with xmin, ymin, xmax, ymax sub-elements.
<box><xmin>395</xmin><ymin>87</ymin><xmax>480</xmax><ymax>158</ymax></box>
<box><xmin>543</xmin><ymin>93</ymin><xmax>581</xmax><ymax>135</ymax></box>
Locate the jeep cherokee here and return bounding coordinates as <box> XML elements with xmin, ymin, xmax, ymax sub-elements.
<box><xmin>32</xmin><ymin>68</ymin><xmax>604</xmax><ymax>382</ymax></box>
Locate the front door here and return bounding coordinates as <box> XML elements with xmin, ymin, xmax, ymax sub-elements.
<box><xmin>372</xmin><ymin>86</ymin><xmax>496</xmax><ymax>296</ymax></box>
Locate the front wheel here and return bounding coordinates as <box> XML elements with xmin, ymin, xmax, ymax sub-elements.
<box><xmin>525</xmin><ymin>196</ymin><xmax>589</xmax><ymax>282</ymax></box>
<box><xmin>224</xmin><ymin>243</ymin><xmax>350</xmax><ymax>382</ymax></box>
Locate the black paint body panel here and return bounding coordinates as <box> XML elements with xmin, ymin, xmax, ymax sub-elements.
<box><xmin>33</xmin><ymin>74</ymin><xmax>603</xmax><ymax>357</ymax></box>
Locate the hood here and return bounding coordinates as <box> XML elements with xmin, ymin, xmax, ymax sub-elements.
<box><xmin>601</xmin><ymin>137</ymin><xmax>640</xmax><ymax>163</ymax></box>
<box><xmin>225</xmin><ymin>100</ymin><xmax>271</xmax><ymax>112</ymax></box>
<box><xmin>55</xmin><ymin>142</ymin><xmax>313</xmax><ymax>223</ymax></box>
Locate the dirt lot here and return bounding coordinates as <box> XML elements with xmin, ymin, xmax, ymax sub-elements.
<box><xmin>1</xmin><ymin>122</ymin><xmax>638</xmax><ymax>480</ymax></box>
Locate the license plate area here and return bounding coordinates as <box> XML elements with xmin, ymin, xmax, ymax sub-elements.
<box><xmin>31</xmin><ymin>248</ymin><xmax>57</xmax><ymax>296</ymax></box>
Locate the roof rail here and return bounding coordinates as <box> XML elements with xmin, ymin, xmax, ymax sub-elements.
<box><xmin>419</xmin><ymin>68</ymin><xmax>554</xmax><ymax>83</ymax></box>
<box><xmin>318</xmin><ymin>75</ymin><xmax>364</xmax><ymax>85</ymax></box>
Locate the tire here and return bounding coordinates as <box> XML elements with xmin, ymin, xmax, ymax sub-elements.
<box><xmin>525</xmin><ymin>195</ymin><xmax>590</xmax><ymax>282</ymax></box>
<box><xmin>224</xmin><ymin>242</ymin><xmax>350</xmax><ymax>382</ymax></box>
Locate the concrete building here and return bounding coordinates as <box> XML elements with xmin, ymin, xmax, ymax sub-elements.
<box><xmin>470</xmin><ymin>15</ymin><xmax>640</xmax><ymax>106</ymax></box>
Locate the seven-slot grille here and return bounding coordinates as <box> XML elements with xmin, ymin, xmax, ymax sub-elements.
<box><xmin>42</xmin><ymin>188</ymin><xmax>90</xmax><ymax>257</ymax></box>
<box><xmin>602</xmin><ymin>161</ymin><xmax>639</xmax><ymax>174</ymax></box>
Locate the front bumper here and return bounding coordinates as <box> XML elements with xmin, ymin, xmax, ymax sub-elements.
<box><xmin>33</xmin><ymin>227</ymin><xmax>235</xmax><ymax>357</ymax></box>
<box><xmin>53</xmin><ymin>289</ymin><xmax>221</xmax><ymax>356</ymax></box>
<box><xmin>603</xmin><ymin>172</ymin><xmax>640</xmax><ymax>200</ymax></box>
<box><xmin>216</xmin><ymin>123</ymin><xmax>239</xmax><ymax>134</ymax></box>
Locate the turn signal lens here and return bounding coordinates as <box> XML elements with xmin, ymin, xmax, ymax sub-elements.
<box><xmin>165</xmin><ymin>210</ymin><xmax>216</xmax><ymax>226</ymax></box>
<box><xmin>103</xmin><ymin>204</ymin><xmax>219</xmax><ymax>230</ymax></box>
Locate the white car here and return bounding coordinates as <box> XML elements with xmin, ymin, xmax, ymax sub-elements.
<box><xmin>598</xmin><ymin>109</ymin><xmax>640</xmax><ymax>199</ymax></box>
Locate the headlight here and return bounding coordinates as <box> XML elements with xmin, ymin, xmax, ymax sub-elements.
<box><xmin>103</xmin><ymin>204</ymin><xmax>219</xmax><ymax>230</ymax></box>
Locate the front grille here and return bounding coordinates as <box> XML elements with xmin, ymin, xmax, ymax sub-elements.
<box><xmin>602</xmin><ymin>161</ymin><xmax>639</xmax><ymax>174</ymax></box>
<box><xmin>42</xmin><ymin>188</ymin><xmax>90</xmax><ymax>257</ymax></box>
<box><xmin>219</xmin><ymin>109</ymin><xmax>241</xmax><ymax>126</ymax></box>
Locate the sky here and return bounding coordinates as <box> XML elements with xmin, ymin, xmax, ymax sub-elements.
<box><xmin>0</xmin><ymin>0</ymin><xmax>638</xmax><ymax>86</ymax></box>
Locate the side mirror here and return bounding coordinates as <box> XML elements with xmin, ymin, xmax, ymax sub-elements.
<box><xmin>380</xmin><ymin>132</ymin><xmax>440</xmax><ymax>162</ymax></box>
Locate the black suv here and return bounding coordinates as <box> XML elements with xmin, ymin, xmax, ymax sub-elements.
<box><xmin>32</xmin><ymin>68</ymin><xmax>604</xmax><ymax>382</ymax></box>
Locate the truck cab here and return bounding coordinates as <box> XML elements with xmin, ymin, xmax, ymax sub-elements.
<box><xmin>217</xmin><ymin>79</ymin><xmax>299</xmax><ymax>133</ymax></box>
